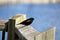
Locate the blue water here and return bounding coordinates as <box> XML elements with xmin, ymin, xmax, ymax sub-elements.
<box><xmin>0</xmin><ymin>3</ymin><xmax>60</xmax><ymax>40</ymax></box>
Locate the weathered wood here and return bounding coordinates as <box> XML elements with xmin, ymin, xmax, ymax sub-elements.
<box><xmin>15</xmin><ymin>33</ymin><xmax>19</xmax><ymax>40</ymax></box>
<box><xmin>0</xmin><ymin>20</ymin><xmax>7</xmax><ymax>31</ymax></box>
<box><xmin>11</xmin><ymin>14</ymin><xmax>26</xmax><ymax>25</ymax></box>
<box><xmin>7</xmin><ymin>19</ymin><xmax>15</xmax><ymax>40</ymax></box>
<box><xmin>15</xmin><ymin>25</ymin><xmax>40</xmax><ymax>40</ymax></box>
<box><xmin>35</xmin><ymin>27</ymin><xmax>56</xmax><ymax>40</ymax></box>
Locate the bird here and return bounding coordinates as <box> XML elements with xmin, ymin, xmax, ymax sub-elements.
<box><xmin>17</xmin><ymin>18</ymin><xmax>34</xmax><ymax>26</ymax></box>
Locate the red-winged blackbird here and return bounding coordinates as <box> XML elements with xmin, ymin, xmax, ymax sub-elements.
<box><xmin>17</xmin><ymin>18</ymin><xmax>34</xmax><ymax>26</ymax></box>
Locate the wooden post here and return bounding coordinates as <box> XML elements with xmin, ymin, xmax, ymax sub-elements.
<box><xmin>15</xmin><ymin>33</ymin><xmax>19</xmax><ymax>40</ymax></box>
<box><xmin>7</xmin><ymin>19</ymin><xmax>15</xmax><ymax>40</ymax></box>
<box><xmin>2</xmin><ymin>22</ymin><xmax>8</xmax><ymax>40</ymax></box>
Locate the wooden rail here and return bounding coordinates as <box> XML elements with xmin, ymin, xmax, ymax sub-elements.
<box><xmin>0</xmin><ymin>14</ymin><xmax>56</xmax><ymax>40</ymax></box>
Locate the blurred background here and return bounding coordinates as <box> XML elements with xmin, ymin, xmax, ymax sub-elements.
<box><xmin>0</xmin><ymin>0</ymin><xmax>60</xmax><ymax>4</ymax></box>
<box><xmin>0</xmin><ymin>0</ymin><xmax>60</xmax><ymax>40</ymax></box>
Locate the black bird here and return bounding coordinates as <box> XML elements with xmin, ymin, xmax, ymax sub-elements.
<box><xmin>17</xmin><ymin>18</ymin><xmax>34</xmax><ymax>26</ymax></box>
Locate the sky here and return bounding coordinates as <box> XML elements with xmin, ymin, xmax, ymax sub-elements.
<box><xmin>0</xmin><ymin>3</ymin><xmax>60</xmax><ymax>40</ymax></box>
